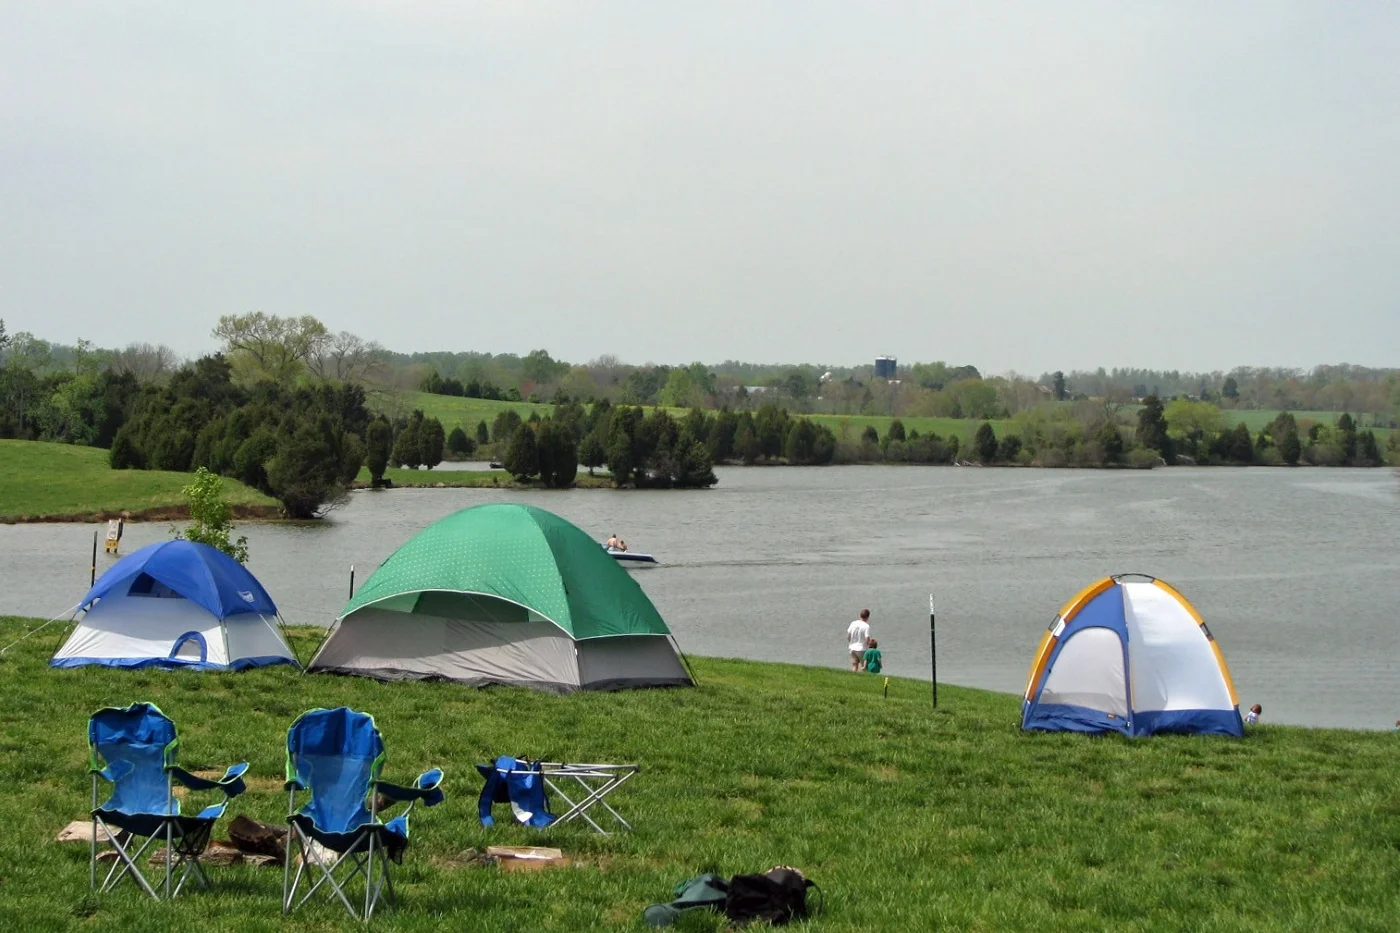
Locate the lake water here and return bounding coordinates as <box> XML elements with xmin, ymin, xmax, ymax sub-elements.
<box><xmin>3</xmin><ymin>466</ymin><xmax>1397</xmax><ymax>730</ymax></box>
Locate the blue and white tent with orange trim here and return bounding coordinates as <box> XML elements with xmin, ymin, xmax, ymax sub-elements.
<box><xmin>51</xmin><ymin>540</ymin><xmax>297</xmax><ymax>671</ymax></box>
<box><xmin>1021</xmin><ymin>574</ymin><xmax>1242</xmax><ymax>737</ymax></box>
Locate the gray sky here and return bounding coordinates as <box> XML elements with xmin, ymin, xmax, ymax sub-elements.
<box><xmin>3</xmin><ymin>1</ymin><xmax>1397</xmax><ymax>374</ymax></box>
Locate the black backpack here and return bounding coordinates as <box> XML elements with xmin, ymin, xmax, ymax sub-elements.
<box><xmin>723</xmin><ymin>866</ymin><xmax>820</xmax><ymax>925</ymax></box>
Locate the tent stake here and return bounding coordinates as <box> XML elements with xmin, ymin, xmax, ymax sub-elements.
<box><xmin>929</xmin><ymin>593</ymin><xmax>937</xmax><ymax>709</ymax></box>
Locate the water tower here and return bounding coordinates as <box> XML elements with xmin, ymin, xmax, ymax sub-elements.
<box><xmin>874</xmin><ymin>356</ymin><xmax>897</xmax><ymax>379</ymax></box>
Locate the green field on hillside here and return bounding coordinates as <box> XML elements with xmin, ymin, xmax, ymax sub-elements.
<box><xmin>392</xmin><ymin>393</ymin><xmax>554</xmax><ymax>436</ymax></box>
<box><xmin>0</xmin><ymin>440</ymin><xmax>277</xmax><ymax>522</ymax></box>
<box><xmin>2</xmin><ymin>619</ymin><xmax>1397</xmax><ymax>932</ymax></box>
<box><xmin>1215</xmin><ymin>409</ymin><xmax>1393</xmax><ymax>439</ymax></box>
<box><xmin>389</xmin><ymin>392</ymin><xmax>1013</xmax><ymax>445</ymax></box>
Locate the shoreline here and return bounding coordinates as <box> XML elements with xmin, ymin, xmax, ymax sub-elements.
<box><xmin>4</xmin><ymin>461</ymin><xmax>1389</xmax><ymax>524</ymax></box>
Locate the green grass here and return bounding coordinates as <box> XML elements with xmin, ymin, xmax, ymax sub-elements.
<box><xmin>1216</xmin><ymin>409</ymin><xmax>1393</xmax><ymax>439</ymax></box>
<box><xmin>2</xmin><ymin>619</ymin><xmax>1398</xmax><ymax>932</ymax></box>
<box><xmin>0</xmin><ymin>440</ymin><xmax>277</xmax><ymax>522</ymax></box>
<box><xmin>395</xmin><ymin>391</ymin><xmax>1013</xmax><ymax>445</ymax></box>
<box><xmin>391</xmin><ymin>393</ymin><xmax>555</xmax><ymax>436</ymax></box>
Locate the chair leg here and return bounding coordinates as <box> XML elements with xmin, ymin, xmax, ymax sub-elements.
<box><xmin>101</xmin><ymin>828</ymin><xmax>162</xmax><ymax>899</ymax></box>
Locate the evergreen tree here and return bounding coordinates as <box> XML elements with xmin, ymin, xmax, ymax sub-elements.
<box><xmin>974</xmin><ymin>422</ymin><xmax>998</xmax><ymax>463</ymax></box>
<box><xmin>1335</xmin><ymin>413</ymin><xmax>1358</xmax><ymax>462</ymax></box>
<box><xmin>475</xmin><ymin>419</ymin><xmax>490</xmax><ymax>446</ymax></box>
<box><xmin>887</xmin><ymin>418</ymin><xmax>906</xmax><ymax>442</ymax></box>
<box><xmin>446</xmin><ymin>425</ymin><xmax>473</xmax><ymax>455</ymax></box>
<box><xmin>1052</xmin><ymin>371</ymin><xmax>1066</xmax><ymax>401</ymax></box>
<box><xmin>338</xmin><ymin>432</ymin><xmax>366</xmax><ymax>485</ymax></box>
<box><xmin>535</xmin><ymin>419</ymin><xmax>578</xmax><ymax>487</ymax></box>
<box><xmin>1228</xmin><ymin>422</ymin><xmax>1255</xmax><ymax>463</ymax></box>
<box><xmin>1135</xmin><ymin>394</ymin><xmax>1171</xmax><ymax>459</ymax></box>
<box><xmin>1279</xmin><ymin>427</ymin><xmax>1302</xmax><ymax>466</ymax></box>
<box><xmin>504</xmin><ymin>423</ymin><xmax>539</xmax><ymax>481</ymax></box>
<box><xmin>1096</xmin><ymin>423</ymin><xmax>1124</xmax><ymax>463</ymax></box>
<box><xmin>266</xmin><ymin>424</ymin><xmax>341</xmax><ymax>518</ymax></box>
<box><xmin>491</xmin><ymin>408</ymin><xmax>523</xmax><ymax>442</ymax></box>
<box><xmin>1357</xmin><ymin>429</ymin><xmax>1381</xmax><ymax>465</ymax></box>
<box><xmin>365</xmin><ymin>418</ymin><xmax>392</xmax><ymax>486</ymax></box>
<box><xmin>419</xmin><ymin>416</ymin><xmax>445</xmax><ymax>469</ymax></box>
<box><xmin>392</xmin><ymin>410</ymin><xmax>424</xmax><ymax>468</ymax></box>
<box><xmin>785</xmin><ymin>418</ymin><xmax>818</xmax><ymax>464</ymax></box>
<box><xmin>579</xmin><ymin>427</ymin><xmax>607</xmax><ymax>476</ymax></box>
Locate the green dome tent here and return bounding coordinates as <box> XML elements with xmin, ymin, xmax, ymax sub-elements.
<box><xmin>308</xmin><ymin>503</ymin><xmax>693</xmax><ymax>693</ymax></box>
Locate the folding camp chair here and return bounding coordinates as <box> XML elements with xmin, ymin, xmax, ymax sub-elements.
<box><xmin>282</xmin><ymin>707</ymin><xmax>444</xmax><ymax>922</ymax></box>
<box><xmin>477</xmin><ymin>757</ymin><xmax>639</xmax><ymax>835</ymax></box>
<box><xmin>87</xmin><ymin>702</ymin><xmax>248</xmax><ymax>900</ymax></box>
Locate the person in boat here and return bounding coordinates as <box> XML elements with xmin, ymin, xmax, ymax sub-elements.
<box><xmin>606</xmin><ymin>534</ymin><xmax>620</xmax><ymax>550</ymax></box>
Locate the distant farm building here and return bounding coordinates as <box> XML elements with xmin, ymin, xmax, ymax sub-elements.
<box><xmin>875</xmin><ymin>356</ymin><xmax>897</xmax><ymax>379</ymax></box>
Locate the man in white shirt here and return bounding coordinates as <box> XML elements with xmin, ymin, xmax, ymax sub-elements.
<box><xmin>845</xmin><ymin>609</ymin><xmax>872</xmax><ymax>672</ymax></box>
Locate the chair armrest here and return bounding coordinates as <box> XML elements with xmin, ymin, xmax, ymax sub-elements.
<box><xmin>170</xmin><ymin>762</ymin><xmax>249</xmax><ymax>798</ymax></box>
<box><xmin>377</xmin><ymin>768</ymin><xmax>445</xmax><ymax>807</ymax></box>
<box><xmin>90</xmin><ymin>760</ymin><xmax>135</xmax><ymax>783</ymax></box>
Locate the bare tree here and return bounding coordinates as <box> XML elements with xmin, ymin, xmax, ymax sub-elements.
<box><xmin>111</xmin><ymin>342</ymin><xmax>180</xmax><ymax>382</ymax></box>
<box><xmin>307</xmin><ymin>330</ymin><xmax>387</xmax><ymax>384</ymax></box>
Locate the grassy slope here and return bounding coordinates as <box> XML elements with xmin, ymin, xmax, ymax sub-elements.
<box><xmin>0</xmin><ymin>440</ymin><xmax>277</xmax><ymax>521</ymax></box>
<box><xmin>1</xmin><ymin>620</ymin><xmax>1397</xmax><ymax>933</ymax></box>
<box><xmin>1217</xmin><ymin>409</ymin><xmax>1392</xmax><ymax>439</ymax></box>
<box><xmin>394</xmin><ymin>391</ymin><xmax>1013</xmax><ymax>444</ymax></box>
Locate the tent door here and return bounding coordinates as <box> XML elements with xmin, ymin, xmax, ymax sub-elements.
<box><xmin>1038</xmin><ymin>626</ymin><xmax>1128</xmax><ymax>718</ymax></box>
<box><xmin>169</xmin><ymin>631</ymin><xmax>208</xmax><ymax>664</ymax></box>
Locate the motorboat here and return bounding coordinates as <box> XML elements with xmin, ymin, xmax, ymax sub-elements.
<box><xmin>603</xmin><ymin>545</ymin><xmax>658</xmax><ymax>567</ymax></box>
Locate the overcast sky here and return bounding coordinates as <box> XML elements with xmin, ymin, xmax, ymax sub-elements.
<box><xmin>2</xmin><ymin>2</ymin><xmax>1397</xmax><ymax>374</ymax></box>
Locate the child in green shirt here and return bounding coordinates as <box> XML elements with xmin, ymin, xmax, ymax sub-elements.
<box><xmin>862</xmin><ymin>639</ymin><xmax>882</xmax><ymax>674</ymax></box>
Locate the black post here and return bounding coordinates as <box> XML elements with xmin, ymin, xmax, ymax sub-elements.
<box><xmin>929</xmin><ymin>593</ymin><xmax>937</xmax><ymax>709</ymax></box>
<box><xmin>349</xmin><ymin>565</ymin><xmax>356</xmax><ymax>599</ymax></box>
<box><xmin>91</xmin><ymin>531</ymin><xmax>98</xmax><ymax>586</ymax></box>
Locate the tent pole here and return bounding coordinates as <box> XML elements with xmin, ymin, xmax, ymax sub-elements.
<box><xmin>930</xmin><ymin>593</ymin><xmax>937</xmax><ymax>709</ymax></box>
<box><xmin>90</xmin><ymin>531</ymin><xmax>98</xmax><ymax>587</ymax></box>
<box><xmin>349</xmin><ymin>565</ymin><xmax>355</xmax><ymax>599</ymax></box>
<box><xmin>670</xmin><ymin>635</ymin><xmax>699</xmax><ymax>687</ymax></box>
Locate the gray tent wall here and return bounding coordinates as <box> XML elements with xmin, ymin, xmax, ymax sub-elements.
<box><xmin>307</xmin><ymin>593</ymin><xmax>691</xmax><ymax>694</ymax></box>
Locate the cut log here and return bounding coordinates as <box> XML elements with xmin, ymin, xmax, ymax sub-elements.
<box><xmin>228</xmin><ymin>815</ymin><xmax>287</xmax><ymax>859</ymax></box>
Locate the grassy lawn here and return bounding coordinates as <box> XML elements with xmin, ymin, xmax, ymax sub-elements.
<box><xmin>391</xmin><ymin>392</ymin><xmax>555</xmax><ymax>435</ymax></box>
<box><xmin>355</xmin><ymin>465</ymin><xmax>612</xmax><ymax>489</ymax></box>
<box><xmin>0</xmin><ymin>440</ymin><xmax>277</xmax><ymax>522</ymax></box>
<box><xmin>1</xmin><ymin>620</ymin><xmax>1397</xmax><ymax>932</ymax></box>
<box><xmin>394</xmin><ymin>391</ymin><xmax>1015</xmax><ymax>445</ymax></box>
<box><xmin>1216</xmin><ymin>409</ymin><xmax>1393</xmax><ymax>439</ymax></box>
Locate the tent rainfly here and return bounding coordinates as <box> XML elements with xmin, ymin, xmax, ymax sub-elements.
<box><xmin>1021</xmin><ymin>574</ymin><xmax>1242</xmax><ymax>737</ymax></box>
<box><xmin>308</xmin><ymin>503</ymin><xmax>693</xmax><ymax>693</ymax></box>
<box><xmin>52</xmin><ymin>540</ymin><xmax>298</xmax><ymax>671</ymax></box>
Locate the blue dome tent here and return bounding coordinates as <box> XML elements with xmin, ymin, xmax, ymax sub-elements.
<box><xmin>52</xmin><ymin>540</ymin><xmax>297</xmax><ymax>671</ymax></box>
<box><xmin>1021</xmin><ymin>574</ymin><xmax>1242</xmax><ymax>737</ymax></box>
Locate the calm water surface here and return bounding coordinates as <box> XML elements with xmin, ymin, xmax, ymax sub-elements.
<box><xmin>3</xmin><ymin>466</ymin><xmax>1397</xmax><ymax>729</ymax></box>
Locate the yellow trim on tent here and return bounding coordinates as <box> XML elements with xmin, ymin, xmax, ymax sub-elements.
<box><xmin>1151</xmin><ymin>578</ymin><xmax>1240</xmax><ymax>707</ymax></box>
<box><xmin>1022</xmin><ymin>630</ymin><xmax>1055</xmax><ymax>700</ymax></box>
<box><xmin>1023</xmin><ymin>577</ymin><xmax>1118</xmax><ymax>700</ymax></box>
<box><xmin>1061</xmin><ymin>577</ymin><xmax>1116</xmax><ymax>623</ymax></box>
